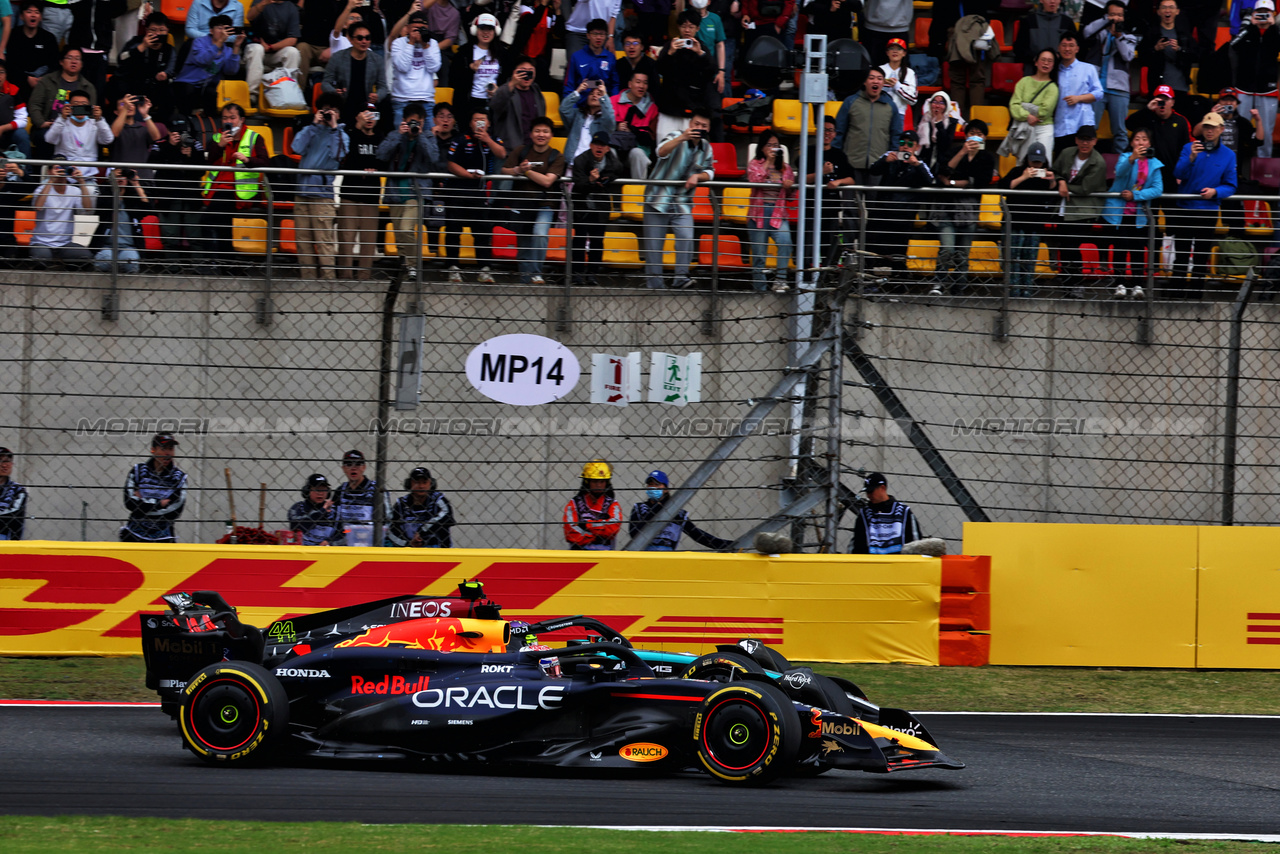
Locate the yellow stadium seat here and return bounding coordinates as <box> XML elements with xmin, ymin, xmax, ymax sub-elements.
<box><xmin>547</xmin><ymin>136</ymin><xmax>567</xmax><ymax>153</ymax></box>
<box><xmin>435</xmin><ymin>87</ymin><xmax>454</xmax><ymax>106</ymax></box>
<box><xmin>772</xmin><ymin>99</ymin><xmax>817</xmax><ymax>134</ymax></box>
<box><xmin>1035</xmin><ymin>242</ymin><xmax>1055</xmax><ymax>277</ymax></box>
<box><xmin>1097</xmin><ymin>111</ymin><xmax>1113</xmax><ymax>140</ymax></box>
<box><xmin>721</xmin><ymin>187</ymin><xmax>751</xmax><ymax>224</ymax></box>
<box><xmin>543</xmin><ymin>91</ymin><xmax>563</xmax><ymax>128</ymax></box>
<box><xmin>232</xmin><ymin>218</ymin><xmax>267</xmax><ymax>254</ymax></box>
<box><xmin>906</xmin><ymin>239</ymin><xmax>940</xmax><ymax>273</ymax></box>
<box><xmin>998</xmin><ymin>154</ymin><xmax>1018</xmax><ymax>176</ymax></box>
<box><xmin>978</xmin><ymin>194</ymin><xmax>1003</xmax><ymax>231</ymax></box>
<box><xmin>245</xmin><ymin>124</ymin><xmax>275</xmax><ymax>157</ymax></box>
<box><xmin>969</xmin><ymin>240</ymin><xmax>1001</xmax><ymax>274</ymax></box>
<box><xmin>217</xmin><ymin>80</ymin><xmax>251</xmax><ymax>111</ymax></box>
<box><xmin>603</xmin><ymin>231</ymin><xmax>644</xmax><ymax>267</ymax></box>
<box><xmin>383</xmin><ymin>223</ymin><xmax>438</xmax><ymax>258</ymax></box>
<box><xmin>620</xmin><ymin>184</ymin><xmax>645</xmax><ymax>221</ymax></box>
<box><xmin>970</xmin><ymin>105</ymin><xmax>1010</xmax><ymax>140</ymax></box>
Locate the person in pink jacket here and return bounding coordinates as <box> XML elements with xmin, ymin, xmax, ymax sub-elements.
<box><xmin>746</xmin><ymin>128</ymin><xmax>796</xmax><ymax>292</ymax></box>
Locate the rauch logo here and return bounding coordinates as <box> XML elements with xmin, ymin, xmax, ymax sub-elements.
<box><xmin>619</xmin><ymin>742</ymin><xmax>668</xmax><ymax>762</ymax></box>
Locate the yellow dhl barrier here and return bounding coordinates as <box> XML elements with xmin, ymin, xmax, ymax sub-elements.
<box><xmin>0</xmin><ymin>542</ymin><xmax>942</xmax><ymax>664</ymax></box>
<box><xmin>964</xmin><ymin>522</ymin><xmax>1280</xmax><ymax>669</ymax></box>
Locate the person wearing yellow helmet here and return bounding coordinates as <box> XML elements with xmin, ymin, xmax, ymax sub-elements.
<box><xmin>563</xmin><ymin>458</ymin><xmax>622</xmax><ymax>549</ymax></box>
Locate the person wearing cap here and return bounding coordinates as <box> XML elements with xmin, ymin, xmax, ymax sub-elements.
<box><xmin>879</xmin><ymin>38</ymin><xmax>918</xmax><ymax>119</ymax></box>
<box><xmin>388</xmin><ymin>6</ymin><xmax>442</xmax><ymax>129</ymax></box>
<box><xmin>999</xmin><ymin>140</ymin><xmax>1059</xmax><ymax>296</ymax></box>
<box><xmin>1101</xmin><ymin>126</ymin><xmax>1164</xmax><ymax>298</ymax></box>
<box><xmin>563</xmin><ymin>458</ymin><xmax>622</xmax><ymax>550</ymax></box>
<box><xmin>288</xmin><ymin>473</ymin><xmax>338</xmax><ymax>546</ymax></box>
<box><xmin>1053</xmin><ymin>34</ymin><xmax>1104</xmax><ymax>155</ymax></box>
<box><xmin>389</xmin><ymin>467</ymin><xmax>455</xmax><ymax>548</ymax></box>
<box><xmin>564</xmin><ymin>18</ymin><xmax>619</xmax><ymax>97</ymax></box>
<box><xmin>1173</xmin><ymin>110</ymin><xmax>1237</xmax><ymax>285</ymax></box>
<box><xmin>243</xmin><ymin>0</ymin><xmax>301</xmax><ymax>111</ymax></box>
<box><xmin>570</xmin><ymin>129</ymin><xmax>625</xmax><ymax>285</ymax></box>
<box><xmin>120</xmin><ymin>433</ymin><xmax>188</xmax><ymax>543</ymax></box>
<box><xmin>1226</xmin><ymin>0</ymin><xmax>1280</xmax><ymax>158</ymax></box>
<box><xmin>867</xmin><ymin>128</ymin><xmax>933</xmax><ymax>274</ymax></box>
<box><xmin>857</xmin><ymin>0</ymin><xmax>910</xmax><ymax>66</ymax></box>
<box><xmin>628</xmin><ymin>470</ymin><xmax>732</xmax><ymax>551</ymax></box>
<box><xmin>0</xmin><ymin>447</ymin><xmax>28</xmax><ymax>540</ymax></box>
<box><xmin>1137</xmin><ymin>0</ymin><xmax>1199</xmax><ymax>116</ymax></box>
<box><xmin>1050</xmin><ymin>124</ymin><xmax>1108</xmax><ymax>295</ymax></box>
<box><xmin>849</xmin><ymin>472</ymin><xmax>922</xmax><ymax>555</ymax></box>
<box><xmin>562</xmin><ymin>72</ymin><xmax>616</xmax><ymax>162</ymax></box>
<box><xmin>451</xmin><ymin>11</ymin><xmax>510</xmax><ymax>125</ymax></box>
<box><xmin>1083</xmin><ymin>1</ymin><xmax>1138</xmax><ymax>154</ymax></box>
<box><xmin>502</xmin><ymin>115</ymin><xmax>566</xmax><ymax>285</ymax></box>
<box><xmin>1125</xmin><ymin>84</ymin><xmax>1191</xmax><ymax>225</ymax></box>
<box><xmin>643</xmin><ymin>107</ymin><xmax>715</xmax><ymax>289</ymax></box>
<box><xmin>332</xmin><ymin>449</ymin><xmax>391</xmax><ymax>547</ymax></box>
<box><xmin>1013</xmin><ymin>0</ymin><xmax>1078</xmax><ymax>70</ymax></box>
<box><xmin>835</xmin><ymin>68</ymin><xmax>903</xmax><ymax>187</ymax></box>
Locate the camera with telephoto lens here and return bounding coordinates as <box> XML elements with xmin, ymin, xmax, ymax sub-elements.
<box><xmin>407</xmin><ymin>119</ymin><xmax>422</xmax><ymax>135</ymax></box>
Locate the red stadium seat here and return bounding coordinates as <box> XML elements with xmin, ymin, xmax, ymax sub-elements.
<box><xmin>711</xmin><ymin>142</ymin><xmax>745</xmax><ymax>179</ymax></box>
<box><xmin>991</xmin><ymin>62</ymin><xmax>1022</xmax><ymax>95</ymax></box>
<box><xmin>912</xmin><ymin>18</ymin><xmax>931</xmax><ymax>51</ymax></box>
<box><xmin>1252</xmin><ymin>157</ymin><xmax>1280</xmax><ymax>189</ymax></box>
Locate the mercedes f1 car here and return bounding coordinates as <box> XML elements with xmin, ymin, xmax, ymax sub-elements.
<box><xmin>141</xmin><ymin>582</ymin><xmax>963</xmax><ymax>784</ymax></box>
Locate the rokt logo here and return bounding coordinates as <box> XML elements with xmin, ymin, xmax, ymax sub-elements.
<box><xmin>480</xmin><ymin>664</ymin><xmax>514</xmax><ymax>673</ymax></box>
<box><xmin>619</xmin><ymin>742</ymin><xmax>668</xmax><ymax>762</ymax></box>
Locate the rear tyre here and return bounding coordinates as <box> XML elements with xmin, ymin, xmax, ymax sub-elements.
<box><xmin>179</xmin><ymin>661</ymin><xmax>289</xmax><ymax>765</ymax></box>
<box><xmin>679</xmin><ymin>651</ymin><xmax>767</xmax><ymax>682</ymax></box>
<box><xmin>695</xmin><ymin>682</ymin><xmax>799</xmax><ymax>784</ymax></box>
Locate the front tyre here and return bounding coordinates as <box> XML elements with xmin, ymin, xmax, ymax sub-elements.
<box><xmin>695</xmin><ymin>682</ymin><xmax>799</xmax><ymax>785</ymax></box>
<box><xmin>179</xmin><ymin>661</ymin><xmax>289</xmax><ymax>765</ymax></box>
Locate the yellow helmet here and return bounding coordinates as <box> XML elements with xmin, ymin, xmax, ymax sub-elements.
<box><xmin>581</xmin><ymin>459</ymin><xmax>612</xmax><ymax>480</ymax></box>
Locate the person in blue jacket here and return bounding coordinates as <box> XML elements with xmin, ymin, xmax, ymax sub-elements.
<box><xmin>628</xmin><ymin>470</ymin><xmax>732</xmax><ymax>551</ymax></box>
<box><xmin>1173</xmin><ymin>110</ymin><xmax>1237</xmax><ymax>284</ymax></box>
<box><xmin>288</xmin><ymin>473</ymin><xmax>338</xmax><ymax>546</ymax></box>
<box><xmin>1102</xmin><ymin>127</ymin><xmax>1164</xmax><ymax>300</ymax></box>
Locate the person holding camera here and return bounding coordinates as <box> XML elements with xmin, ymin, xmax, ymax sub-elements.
<box><xmin>867</xmin><ymin>129</ymin><xmax>934</xmax><ymax>276</ymax></box>
<box><xmin>928</xmin><ymin>118</ymin><xmax>993</xmax><ymax>296</ymax></box>
<box><xmin>564</xmin><ymin>18</ymin><xmax>619</xmax><ymax>97</ymax></box>
<box><xmin>173</xmin><ymin>14</ymin><xmax>243</xmax><ymax>118</ymax></box>
<box><xmin>323</xmin><ymin>21</ymin><xmax>387</xmax><ymax>126</ymax></box>
<box><xmin>148</xmin><ymin>121</ymin><xmax>208</xmax><ymax>262</ymax></box>
<box><xmin>90</xmin><ymin>167</ymin><xmax>153</xmax><ymax>274</ymax></box>
<box><xmin>452</xmin><ymin>12</ymin><xmax>510</xmax><ymax>123</ymax></box>
<box><xmin>997</xmin><ymin>141</ymin><xmax>1057</xmax><ymax>297</ymax></box>
<box><xmin>746</xmin><ymin>129</ymin><xmax>795</xmax><ymax>293</ymax></box>
<box><xmin>28</xmin><ymin>46</ymin><xmax>96</xmax><ymax>157</ymax></box>
<box><xmin>30</xmin><ymin>158</ymin><xmax>93</xmax><ymax>267</ymax></box>
<box><xmin>1195</xmin><ymin>88</ymin><xmax>1263</xmax><ymax>238</ymax></box>
<box><xmin>642</xmin><ymin>109</ymin><xmax>715</xmax><ymax>289</ymax></box>
<box><xmin>290</xmin><ymin>91</ymin><xmax>349</xmax><ymax>280</ymax></box>
<box><xmin>200</xmin><ymin>102</ymin><xmax>269</xmax><ymax>259</ymax></box>
<box><xmin>244</xmin><ymin>0</ymin><xmax>301</xmax><ymax>111</ymax></box>
<box><xmin>1172</xmin><ymin>111</ymin><xmax>1236</xmax><ymax>286</ymax></box>
<box><xmin>376</xmin><ymin>100</ymin><xmax>441</xmax><ymax>278</ymax></box>
<box><xmin>1083</xmin><ymin>1</ymin><xmax>1137</xmax><ymax>154</ymax></box>
<box><xmin>1137</xmin><ymin>0</ymin><xmax>1199</xmax><ymax>117</ymax></box>
<box><xmin>443</xmin><ymin>107</ymin><xmax>506</xmax><ymax>283</ymax></box>
<box><xmin>45</xmin><ymin>89</ymin><xmax>113</xmax><ymax>177</ymax></box>
<box><xmin>109</xmin><ymin>94</ymin><xmax>162</xmax><ymax>181</ymax></box>
<box><xmin>337</xmin><ymin>104</ymin><xmax>386</xmax><ymax>280</ymax></box>
<box><xmin>561</xmin><ymin>76</ymin><xmax>615</xmax><ymax>160</ymax></box>
<box><xmin>1227</xmin><ymin>0</ymin><xmax>1280</xmax><ymax>158</ymax></box>
<box><xmin>491</xmin><ymin>57</ymin><xmax>546</xmax><ymax>150</ymax></box>
<box><xmin>570</xmin><ymin>131</ymin><xmax>623</xmax><ymax>285</ymax></box>
<box><xmin>389</xmin><ymin>6</ymin><xmax>442</xmax><ymax>128</ymax></box>
<box><xmin>1101</xmin><ymin>127</ymin><xmax>1163</xmax><ymax>298</ymax></box>
<box><xmin>186</xmin><ymin>0</ymin><xmax>246</xmax><ymax>44</ymax></box>
<box><xmin>653</xmin><ymin>11</ymin><xmax>719</xmax><ymax>142</ymax></box>
<box><xmin>113</xmin><ymin>12</ymin><xmax>176</xmax><ymax>122</ymax></box>
<box><xmin>502</xmin><ymin>115</ymin><xmax>565</xmax><ymax>285</ymax></box>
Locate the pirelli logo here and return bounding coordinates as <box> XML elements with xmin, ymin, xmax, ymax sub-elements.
<box><xmin>1246</xmin><ymin>612</ymin><xmax>1280</xmax><ymax>645</ymax></box>
<box><xmin>633</xmin><ymin>615</ymin><xmax>783</xmax><ymax>645</ymax></box>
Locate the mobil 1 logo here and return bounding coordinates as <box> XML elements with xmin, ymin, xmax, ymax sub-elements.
<box><xmin>465</xmin><ymin>334</ymin><xmax>582</xmax><ymax>406</ymax></box>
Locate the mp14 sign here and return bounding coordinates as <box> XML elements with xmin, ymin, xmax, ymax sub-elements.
<box><xmin>465</xmin><ymin>334</ymin><xmax>582</xmax><ymax>406</ymax></box>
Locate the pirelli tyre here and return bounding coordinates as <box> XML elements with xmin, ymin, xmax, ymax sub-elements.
<box><xmin>678</xmin><ymin>650</ymin><xmax>768</xmax><ymax>683</ymax></box>
<box><xmin>694</xmin><ymin>682</ymin><xmax>799</xmax><ymax>785</ymax></box>
<box><xmin>179</xmin><ymin>661</ymin><xmax>289</xmax><ymax>764</ymax></box>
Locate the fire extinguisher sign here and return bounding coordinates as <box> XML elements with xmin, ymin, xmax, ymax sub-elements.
<box><xmin>465</xmin><ymin>334</ymin><xmax>582</xmax><ymax>406</ymax></box>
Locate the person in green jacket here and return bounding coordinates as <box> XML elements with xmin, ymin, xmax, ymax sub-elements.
<box><xmin>1009</xmin><ymin>49</ymin><xmax>1060</xmax><ymax>160</ymax></box>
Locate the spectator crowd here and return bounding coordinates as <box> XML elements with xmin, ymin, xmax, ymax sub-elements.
<box><xmin>0</xmin><ymin>0</ymin><xmax>1275</xmax><ymax>294</ymax></box>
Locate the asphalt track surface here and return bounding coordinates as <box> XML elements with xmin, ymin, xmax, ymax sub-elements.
<box><xmin>2</xmin><ymin>707</ymin><xmax>1277</xmax><ymax>835</ymax></box>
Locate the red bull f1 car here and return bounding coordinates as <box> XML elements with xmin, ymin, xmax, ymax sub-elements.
<box><xmin>140</xmin><ymin>582</ymin><xmax>963</xmax><ymax>784</ymax></box>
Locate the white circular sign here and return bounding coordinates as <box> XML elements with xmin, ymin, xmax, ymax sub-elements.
<box><xmin>465</xmin><ymin>334</ymin><xmax>581</xmax><ymax>406</ymax></box>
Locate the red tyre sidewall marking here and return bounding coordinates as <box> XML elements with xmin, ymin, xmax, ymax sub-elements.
<box><xmin>701</xmin><ymin>696</ymin><xmax>771</xmax><ymax>771</ymax></box>
<box><xmin>189</xmin><ymin>678</ymin><xmax>262</xmax><ymax>752</ymax></box>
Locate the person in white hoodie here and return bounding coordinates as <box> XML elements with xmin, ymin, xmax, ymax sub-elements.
<box><xmin>389</xmin><ymin>8</ymin><xmax>442</xmax><ymax>128</ymax></box>
<box><xmin>44</xmin><ymin>90</ymin><xmax>113</xmax><ymax>179</ymax></box>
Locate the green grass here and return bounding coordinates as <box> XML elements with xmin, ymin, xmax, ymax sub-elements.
<box><xmin>0</xmin><ymin>818</ymin><xmax>1270</xmax><ymax>854</ymax></box>
<box><xmin>3</xmin><ymin>656</ymin><xmax>1279</xmax><ymax>714</ymax></box>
